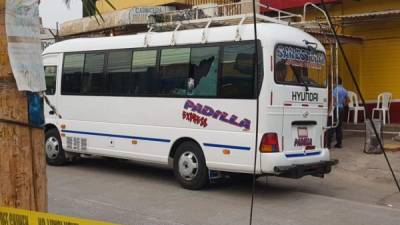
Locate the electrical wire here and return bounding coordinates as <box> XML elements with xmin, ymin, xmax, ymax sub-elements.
<box><xmin>320</xmin><ymin>0</ymin><xmax>400</xmax><ymax>192</ymax></box>
<box><xmin>249</xmin><ymin>0</ymin><xmax>261</xmax><ymax>224</ymax></box>
<box><xmin>41</xmin><ymin>92</ymin><xmax>62</xmax><ymax>119</ymax></box>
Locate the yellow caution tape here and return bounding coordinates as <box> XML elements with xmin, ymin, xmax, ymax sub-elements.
<box><xmin>0</xmin><ymin>207</ymin><xmax>119</xmax><ymax>225</ymax></box>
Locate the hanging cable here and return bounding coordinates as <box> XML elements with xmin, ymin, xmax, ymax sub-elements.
<box><xmin>41</xmin><ymin>92</ymin><xmax>62</xmax><ymax>119</ymax></box>
<box><xmin>249</xmin><ymin>0</ymin><xmax>262</xmax><ymax>224</ymax></box>
<box><xmin>319</xmin><ymin>0</ymin><xmax>400</xmax><ymax>192</ymax></box>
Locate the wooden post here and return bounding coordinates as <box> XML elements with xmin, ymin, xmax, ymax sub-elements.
<box><xmin>0</xmin><ymin>1</ymin><xmax>47</xmax><ymax>211</ymax></box>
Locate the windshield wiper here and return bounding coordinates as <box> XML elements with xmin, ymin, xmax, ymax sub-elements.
<box><xmin>294</xmin><ymin>73</ymin><xmax>309</xmax><ymax>92</ymax></box>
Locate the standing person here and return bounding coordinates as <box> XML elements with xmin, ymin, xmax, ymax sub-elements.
<box><xmin>328</xmin><ymin>77</ymin><xmax>349</xmax><ymax>149</ymax></box>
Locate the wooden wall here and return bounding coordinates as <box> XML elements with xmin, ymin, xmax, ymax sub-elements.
<box><xmin>0</xmin><ymin>1</ymin><xmax>47</xmax><ymax>211</ymax></box>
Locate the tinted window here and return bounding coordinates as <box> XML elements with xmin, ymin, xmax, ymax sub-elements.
<box><xmin>188</xmin><ymin>47</ymin><xmax>219</xmax><ymax>97</ymax></box>
<box><xmin>82</xmin><ymin>53</ymin><xmax>106</xmax><ymax>95</ymax></box>
<box><xmin>160</xmin><ymin>48</ymin><xmax>190</xmax><ymax>96</ymax></box>
<box><xmin>108</xmin><ymin>50</ymin><xmax>133</xmax><ymax>95</ymax></box>
<box><xmin>220</xmin><ymin>44</ymin><xmax>255</xmax><ymax>98</ymax></box>
<box><xmin>132</xmin><ymin>50</ymin><xmax>158</xmax><ymax>95</ymax></box>
<box><xmin>62</xmin><ymin>54</ymin><xmax>84</xmax><ymax>95</ymax></box>
<box><xmin>45</xmin><ymin>66</ymin><xmax>57</xmax><ymax>95</ymax></box>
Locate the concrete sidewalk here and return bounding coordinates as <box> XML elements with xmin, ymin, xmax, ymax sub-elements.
<box><xmin>331</xmin><ymin>134</ymin><xmax>400</xmax><ymax>183</ymax></box>
<box><xmin>327</xmin><ymin>134</ymin><xmax>400</xmax><ymax>208</ymax></box>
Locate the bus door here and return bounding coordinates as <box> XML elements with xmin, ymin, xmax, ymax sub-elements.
<box><xmin>43</xmin><ymin>54</ymin><xmax>61</xmax><ymax>124</ymax></box>
<box><xmin>275</xmin><ymin>45</ymin><xmax>327</xmax><ymax>153</ymax></box>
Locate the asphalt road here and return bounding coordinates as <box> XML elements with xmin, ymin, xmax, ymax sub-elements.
<box><xmin>47</xmin><ymin>157</ymin><xmax>400</xmax><ymax>225</ymax></box>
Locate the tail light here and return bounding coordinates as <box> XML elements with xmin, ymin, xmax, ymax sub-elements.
<box><xmin>260</xmin><ymin>133</ymin><xmax>280</xmax><ymax>153</ymax></box>
<box><xmin>305</xmin><ymin>145</ymin><xmax>316</xmax><ymax>150</ymax></box>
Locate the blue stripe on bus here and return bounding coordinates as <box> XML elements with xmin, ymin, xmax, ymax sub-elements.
<box><xmin>61</xmin><ymin>130</ymin><xmax>171</xmax><ymax>143</ymax></box>
<box><xmin>285</xmin><ymin>151</ymin><xmax>321</xmax><ymax>158</ymax></box>
<box><xmin>203</xmin><ymin>143</ymin><xmax>251</xmax><ymax>151</ymax></box>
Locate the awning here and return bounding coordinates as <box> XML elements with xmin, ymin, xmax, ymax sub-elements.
<box><xmin>337</xmin><ymin>10</ymin><xmax>400</xmax><ymax>19</ymax></box>
<box><xmin>307</xmin><ymin>31</ymin><xmax>363</xmax><ymax>45</ymax></box>
<box><xmin>293</xmin><ymin>21</ymin><xmax>363</xmax><ymax>45</ymax></box>
<box><xmin>332</xmin><ymin>10</ymin><xmax>400</xmax><ymax>25</ymax></box>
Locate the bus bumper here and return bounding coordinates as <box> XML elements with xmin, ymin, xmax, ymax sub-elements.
<box><xmin>273</xmin><ymin>160</ymin><xmax>338</xmax><ymax>178</ymax></box>
<box><xmin>260</xmin><ymin>148</ymin><xmax>337</xmax><ymax>178</ymax></box>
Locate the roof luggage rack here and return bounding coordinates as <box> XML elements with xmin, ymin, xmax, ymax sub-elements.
<box><xmin>145</xmin><ymin>1</ymin><xmax>302</xmax><ymax>45</ymax></box>
<box><xmin>143</xmin><ymin>1</ymin><xmax>351</xmax><ymax>47</ymax></box>
<box><xmin>147</xmin><ymin>1</ymin><xmax>302</xmax><ymax>31</ymax></box>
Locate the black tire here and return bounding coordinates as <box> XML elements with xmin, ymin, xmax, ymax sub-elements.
<box><xmin>45</xmin><ymin>128</ymin><xmax>67</xmax><ymax>166</ymax></box>
<box><xmin>173</xmin><ymin>141</ymin><xmax>208</xmax><ymax>190</ymax></box>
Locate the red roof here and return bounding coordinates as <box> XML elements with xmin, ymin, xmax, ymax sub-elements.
<box><xmin>260</xmin><ymin>0</ymin><xmax>338</xmax><ymax>10</ymax></box>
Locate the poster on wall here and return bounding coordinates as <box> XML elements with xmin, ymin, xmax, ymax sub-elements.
<box><xmin>5</xmin><ymin>0</ymin><xmax>46</xmax><ymax>92</ymax></box>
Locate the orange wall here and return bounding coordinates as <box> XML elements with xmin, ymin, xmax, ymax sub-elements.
<box><xmin>302</xmin><ymin>0</ymin><xmax>400</xmax><ymax>101</ymax></box>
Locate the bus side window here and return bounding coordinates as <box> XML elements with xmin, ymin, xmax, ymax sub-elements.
<box><xmin>189</xmin><ymin>46</ymin><xmax>219</xmax><ymax>97</ymax></box>
<box><xmin>108</xmin><ymin>50</ymin><xmax>133</xmax><ymax>96</ymax></box>
<box><xmin>220</xmin><ymin>44</ymin><xmax>255</xmax><ymax>99</ymax></box>
<box><xmin>159</xmin><ymin>48</ymin><xmax>190</xmax><ymax>96</ymax></box>
<box><xmin>132</xmin><ymin>50</ymin><xmax>158</xmax><ymax>95</ymax></box>
<box><xmin>45</xmin><ymin>66</ymin><xmax>57</xmax><ymax>95</ymax></box>
<box><xmin>82</xmin><ymin>53</ymin><xmax>106</xmax><ymax>95</ymax></box>
<box><xmin>62</xmin><ymin>54</ymin><xmax>84</xmax><ymax>95</ymax></box>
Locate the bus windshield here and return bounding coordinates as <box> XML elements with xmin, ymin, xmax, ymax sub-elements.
<box><xmin>274</xmin><ymin>44</ymin><xmax>327</xmax><ymax>88</ymax></box>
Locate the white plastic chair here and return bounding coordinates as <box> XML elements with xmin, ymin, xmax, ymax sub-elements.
<box><xmin>372</xmin><ymin>92</ymin><xmax>392</xmax><ymax>125</ymax></box>
<box><xmin>347</xmin><ymin>91</ymin><xmax>366</xmax><ymax>124</ymax></box>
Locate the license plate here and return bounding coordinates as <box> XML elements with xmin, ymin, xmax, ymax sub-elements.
<box><xmin>298</xmin><ymin>127</ymin><xmax>308</xmax><ymax>138</ymax></box>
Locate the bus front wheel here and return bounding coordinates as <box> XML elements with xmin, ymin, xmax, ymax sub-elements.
<box><xmin>173</xmin><ymin>141</ymin><xmax>208</xmax><ymax>190</ymax></box>
<box><xmin>45</xmin><ymin>128</ymin><xmax>67</xmax><ymax>166</ymax></box>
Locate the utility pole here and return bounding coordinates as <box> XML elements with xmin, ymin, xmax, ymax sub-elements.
<box><xmin>0</xmin><ymin>1</ymin><xmax>47</xmax><ymax>211</ymax></box>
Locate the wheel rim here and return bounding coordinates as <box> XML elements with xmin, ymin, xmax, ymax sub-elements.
<box><xmin>178</xmin><ymin>151</ymin><xmax>199</xmax><ymax>180</ymax></box>
<box><xmin>46</xmin><ymin>136</ymin><xmax>60</xmax><ymax>160</ymax></box>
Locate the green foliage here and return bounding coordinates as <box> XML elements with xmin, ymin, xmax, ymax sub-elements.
<box><xmin>64</xmin><ymin>0</ymin><xmax>115</xmax><ymax>22</ymax></box>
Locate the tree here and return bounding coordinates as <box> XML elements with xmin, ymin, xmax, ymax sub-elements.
<box><xmin>65</xmin><ymin>0</ymin><xmax>115</xmax><ymax>18</ymax></box>
<box><xmin>82</xmin><ymin>0</ymin><xmax>98</xmax><ymax>17</ymax></box>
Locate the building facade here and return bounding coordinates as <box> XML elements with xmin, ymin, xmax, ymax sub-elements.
<box><xmin>285</xmin><ymin>0</ymin><xmax>400</xmax><ymax>123</ymax></box>
<box><xmin>92</xmin><ymin>0</ymin><xmax>400</xmax><ymax>122</ymax></box>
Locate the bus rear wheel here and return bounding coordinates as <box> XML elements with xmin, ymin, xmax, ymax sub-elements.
<box><xmin>45</xmin><ymin>128</ymin><xmax>67</xmax><ymax>166</ymax></box>
<box><xmin>173</xmin><ymin>142</ymin><xmax>208</xmax><ymax>190</ymax></box>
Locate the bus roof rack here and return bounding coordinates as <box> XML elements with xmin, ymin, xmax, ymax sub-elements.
<box><xmin>145</xmin><ymin>1</ymin><xmax>303</xmax><ymax>45</ymax></box>
<box><xmin>147</xmin><ymin>1</ymin><xmax>303</xmax><ymax>30</ymax></box>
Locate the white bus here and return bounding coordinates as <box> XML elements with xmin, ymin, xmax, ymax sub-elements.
<box><xmin>43</xmin><ymin>16</ymin><xmax>335</xmax><ymax>189</ymax></box>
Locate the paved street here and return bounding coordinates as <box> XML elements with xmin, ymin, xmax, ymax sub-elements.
<box><xmin>48</xmin><ymin>136</ymin><xmax>400</xmax><ymax>225</ymax></box>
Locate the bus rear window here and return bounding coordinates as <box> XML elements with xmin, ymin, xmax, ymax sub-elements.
<box><xmin>274</xmin><ymin>44</ymin><xmax>326</xmax><ymax>88</ymax></box>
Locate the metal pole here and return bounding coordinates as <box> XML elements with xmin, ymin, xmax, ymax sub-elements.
<box><xmin>249</xmin><ymin>0</ymin><xmax>261</xmax><ymax>224</ymax></box>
